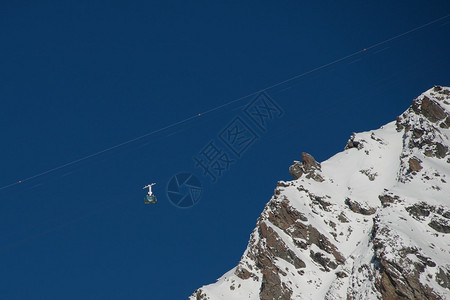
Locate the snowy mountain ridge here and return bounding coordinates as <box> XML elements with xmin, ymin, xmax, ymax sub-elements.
<box><xmin>190</xmin><ymin>86</ymin><xmax>450</xmax><ymax>300</ymax></box>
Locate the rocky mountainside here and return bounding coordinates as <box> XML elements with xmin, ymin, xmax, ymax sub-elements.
<box><xmin>190</xmin><ymin>86</ymin><xmax>450</xmax><ymax>300</ymax></box>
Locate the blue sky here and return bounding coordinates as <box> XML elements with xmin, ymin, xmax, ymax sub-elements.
<box><xmin>1</xmin><ymin>1</ymin><xmax>450</xmax><ymax>299</ymax></box>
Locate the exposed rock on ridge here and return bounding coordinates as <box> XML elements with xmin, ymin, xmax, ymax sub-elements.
<box><xmin>289</xmin><ymin>152</ymin><xmax>324</xmax><ymax>182</ymax></box>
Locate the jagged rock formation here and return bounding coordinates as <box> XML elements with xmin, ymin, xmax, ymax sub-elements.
<box><xmin>289</xmin><ymin>153</ymin><xmax>324</xmax><ymax>182</ymax></box>
<box><xmin>190</xmin><ymin>86</ymin><xmax>450</xmax><ymax>300</ymax></box>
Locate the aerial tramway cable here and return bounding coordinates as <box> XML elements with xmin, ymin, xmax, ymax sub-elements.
<box><xmin>1</xmin><ymin>13</ymin><xmax>449</xmax><ymax>192</ymax></box>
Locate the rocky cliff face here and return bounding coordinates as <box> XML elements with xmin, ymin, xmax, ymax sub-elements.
<box><xmin>190</xmin><ymin>86</ymin><xmax>450</xmax><ymax>300</ymax></box>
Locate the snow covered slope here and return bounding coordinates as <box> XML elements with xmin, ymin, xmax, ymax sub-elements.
<box><xmin>190</xmin><ymin>86</ymin><xmax>450</xmax><ymax>300</ymax></box>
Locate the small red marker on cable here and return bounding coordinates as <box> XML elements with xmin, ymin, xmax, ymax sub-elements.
<box><xmin>363</xmin><ymin>48</ymin><xmax>367</xmax><ymax>51</ymax></box>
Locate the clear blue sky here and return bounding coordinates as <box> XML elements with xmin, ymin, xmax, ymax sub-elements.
<box><xmin>1</xmin><ymin>1</ymin><xmax>449</xmax><ymax>299</ymax></box>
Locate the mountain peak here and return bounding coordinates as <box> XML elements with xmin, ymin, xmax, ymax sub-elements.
<box><xmin>410</xmin><ymin>86</ymin><xmax>450</xmax><ymax>124</ymax></box>
<box><xmin>190</xmin><ymin>87</ymin><xmax>450</xmax><ymax>300</ymax></box>
<box><xmin>396</xmin><ymin>85</ymin><xmax>450</xmax><ymax>134</ymax></box>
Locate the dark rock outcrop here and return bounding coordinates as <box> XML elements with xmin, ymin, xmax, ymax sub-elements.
<box><xmin>378</xmin><ymin>193</ymin><xmax>400</xmax><ymax>207</ymax></box>
<box><xmin>345</xmin><ymin>198</ymin><xmax>376</xmax><ymax>215</ymax></box>
<box><xmin>289</xmin><ymin>152</ymin><xmax>324</xmax><ymax>182</ymax></box>
<box><xmin>419</xmin><ymin>96</ymin><xmax>447</xmax><ymax>123</ymax></box>
<box><xmin>260</xmin><ymin>269</ymin><xmax>292</xmax><ymax>300</ymax></box>
<box><xmin>396</xmin><ymin>90</ymin><xmax>449</xmax><ymax>163</ymax></box>
<box><xmin>408</xmin><ymin>157</ymin><xmax>423</xmax><ymax>172</ymax></box>
<box><xmin>192</xmin><ymin>289</ymin><xmax>209</xmax><ymax>300</ymax></box>
<box><xmin>428</xmin><ymin>218</ymin><xmax>450</xmax><ymax>233</ymax></box>
<box><xmin>436</xmin><ymin>268</ymin><xmax>450</xmax><ymax>290</ymax></box>
<box><xmin>406</xmin><ymin>202</ymin><xmax>433</xmax><ymax>220</ymax></box>
<box><xmin>345</xmin><ymin>133</ymin><xmax>364</xmax><ymax>150</ymax></box>
<box><xmin>372</xmin><ymin>222</ymin><xmax>442</xmax><ymax>300</ymax></box>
